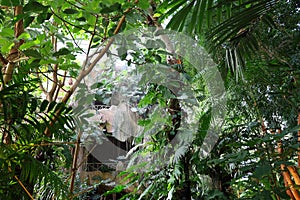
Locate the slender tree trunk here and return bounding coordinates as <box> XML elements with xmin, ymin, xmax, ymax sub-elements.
<box><xmin>297</xmin><ymin>108</ymin><xmax>300</xmax><ymax>168</ymax></box>
<box><xmin>183</xmin><ymin>150</ymin><xmax>191</xmax><ymax>200</ymax></box>
<box><xmin>69</xmin><ymin>131</ymin><xmax>83</xmax><ymax>199</ymax></box>
<box><xmin>1</xmin><ymin>5</ymin><xmax>35</xmax><ymax>199</ymax></box>
<box><xmin>276</xmin><ymin>129</ymin><xmax>300</xmax><ymax>199</ymax></box>
<box><xmin>3</xmin><ymin>6</ymin><xmax>24</xmax><ymax>85</ymax></box>
<box><xmin>287</xmin><ymin>166</ymin><xmax>300</xmax><ymax>186</ymax></box>
<box><xmin>281</xmin><ymin>164</ymin><xmax>296</xmax><ymax>200</ymax></box>
<box><xmin>276</xmin><ymin>129</ymin><xmax>291</xmax><ymax>199</ymax></box>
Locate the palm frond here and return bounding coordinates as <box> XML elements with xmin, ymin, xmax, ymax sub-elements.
<box><xmin>20</xmin><ymin>155</ymin><xmax>70</xmax><ymax>199</ymax></box>
<box><xmin>158</xmin><ymin>0</ymin><xmax>279</xmax><ymax>79</ymax></box>
<box><xmin>0</xmin><ymin>74</ymin><xmax>75</xmax><ymax>199</ymax></box>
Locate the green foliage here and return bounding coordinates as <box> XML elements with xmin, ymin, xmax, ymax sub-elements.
<box><xmin>0</xmin><ymin>74</ymin><xmax>75</xmax><ymax>199</ymax></box>
<box><xmin>0</xmin><ymin>0</ymin><xmax>159</xmax><ymax>198</ymax></box>
<box><xmin>0</xmin><ymin>0</ymin><xmax>298</xmax><ymax>199</ymax></box>
<box><xmin>158</xmin><ymin>0</ymin><xmax>285</xmax><ymax>79</ymax></box>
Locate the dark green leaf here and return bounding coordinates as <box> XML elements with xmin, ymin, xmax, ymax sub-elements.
<box><xmin>253</xmin><ymin>164</ymin><xmax>272</xmax><ymax>179</ymax></box>
<box><xmin>47</xmin><ymin>101</ymin><xmax>57</xmax><ymax>112</ymax></box>
<box><xmin>30</xmin><ymin>98</ymin><xmax>38</xmax><ymax>113</ymax></box>
<box><xmin>24</xmin><ymin>16</ymin><xmax>35</xmax><ymax>28</ymax></box>
<box><xmin>23</xmin><ymin>49</ymin><xmax>42</xmax><ymax>58</ymax></box>
<box><xmin>154</xmin><ymin>54</ymin><xmax>161</xmax><ymax>63</ymax></box>
<box><xmin>54</xmin><ymin>102</ymin><xmax>66</xmax><ymax>112</ymax></box>
<box><xmin>101</xmin><ymin>3</ymin><xmax>121</xmax><ymax>14</ymax></box>
<box><xmin>53</xmin><ymin>48</ymin><xmax>71</xmax><ymax>57</ymax></box>
<box><xmin>23</xmin><ymin>1</ymin><xmax>48</xmax><ymax>13</ymax></box>
<box><xmin>40</xmin><ymin>100</ymin><xmax>49</xmax><ymax>112</ymax></box>
<box><xmin>76</xmin><ymin>17</ymin><xmax>86</xmax><ymax>21</ymax></box>
<box><xmin>63</xmin><ymin>9</ymin><xmax>78</xmax><ymax>14</ymax></box>
<box><xmin>29</xmin><ymin>59</ymin><xmax>41</xmax><ymax>68</ymax></box>
<box><xmin>93</xmin><ymin>37</ymin><xmax>101</xmax><ymax>43</ymax></box>
<box><xmin>37</xmin><ymin>12</ymin><xmax>52</xmax><ymax>24</ymax></box>
<box><xmin>166</xmin><ymin>2</ymin><xmax>194</xmax><ymax>32</ymax></box>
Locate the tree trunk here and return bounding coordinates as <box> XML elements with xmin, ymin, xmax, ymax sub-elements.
<box><xmin>183</xmin><ymin>150</ymin><xmax>191</xmax><ymax>200</ymax></box>
<box><xmin>297</xmin><ymin>108</ymin><xmax>300</xmax><ymax>168</ymax></box>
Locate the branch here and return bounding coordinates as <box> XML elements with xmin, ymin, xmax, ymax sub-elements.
<box><xmin>281</xmin><ymin>164</ymin><xmax>300</xmax><ymax>199</ymax></box>
<box><xmin>37</xmin><ymin>70</ymin><xmax>69</xmax><ymax>94</ymax></box>
<box><xmin>276</xmin><ymin>129</ymin><xmax>298</xmax><ymax>199</ymax></box>
<box><xmin>38</xmin><ymin>71</ymin><xmax>59</xmax><ymax>87</ymax></box>
<box><xmin>3</xmin><ymin>62</ymin><xmax>15</xmax><ymax>84</ymax></box>
<box><xmin>8</xmin><ymin>167</ymin><xmax>34</xmax><ymax>200</ymax></box>
<box><xmin>33</xmin><ymin>69</ymin><xmax>74</xmax><ymax>78</ymax></box>
<box><xmin>69</xmin><ymin>131</ymin><xmax>82</xmax><ymax>199</ymax></box>
<box><xmin>287</xmin><ymin>166</ymin><xmax>300</xmax><ymax>186</ymax></box>
<box><xmin>54</xmin><ymin>71</ymin><xmax>67</xmax><ymax>101</ymax></box>
<box><xmin>0</xmin><ymin>53</ymin><xmax>8</xmax><ymax>66</ymax></box>
<box><xmin>64</xmin><ymin>144</ymin><xmax>97</xmax><ymax>184</ymax></box>
<box><xmin>61</xmin><ymin>11</ymin><xmax>128</xmax><ymax>104</ymax></box>
<box><xmin>2</xmin><ymin>5</ymin><xmax>24</xmax><ymax>87</ymax></box>
<box><xmin>48</xmin><ymin>64</ymin><xmax>58</xmax><ymax>102</ymax></box>
<box><xmin>35</xmin><ymin>70</ymin><xmax>47</xmax><ymax>94</ymax></box>
<box><xmin>62</xmin><ymin>21</ymin><xmax>86</xmax><ymax>54</ymax></box>
<box><xmin>44</xmin><ymin>3</ymin><xmax>132</xmax><ymax>139</ymax></box>
<box><xmin>13</xmin><ymin>175</ymin><xmax>34</xmax><ymax>200</ymax></box>
<box><xmin>83</xmin><ymin>15</ymin><xmax>98</xmax><ymax>68</ymax></box>
<box><xmin>51</xmin><ymin>8</ymin><xmax>94</xmax><ymax>34</ymax></box>
<box><xmin>298</xmin><ymin>109</ymin><xmax>300</xmax><ymax>168</ymax></box>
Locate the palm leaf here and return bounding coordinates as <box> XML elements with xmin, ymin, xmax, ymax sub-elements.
<box><xmin>20</xmin><ymin>155</ymin><xmax>69</xmax><ymax>198</ymax></box>
<box><xmin>159</xmin><ymin>0</ymin><xmax>279</xmax><ymax>78</ymax></box>
<box><xmin>166</xmin><ymin>2</ymin><xmax>195</xmax><ymax>32</ymax></box>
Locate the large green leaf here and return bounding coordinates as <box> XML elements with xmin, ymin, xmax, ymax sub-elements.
<box><xmin>23</xmin><ymin>1</ymin><xmax>49</xmax><ymax>13</ymax></box>
<box><xmin>53</xmin><ymin>48</ymin><xmax>71</xmax><ymax>57</ymax></box>
<box><xmin>23</xmin><ymin>49</ymin><xmax>42</xmax><ymax>58</ymax></box>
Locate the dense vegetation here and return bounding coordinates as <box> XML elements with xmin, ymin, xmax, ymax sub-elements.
<box><xmin>0</xmin><ymin>0</ymin><xmax>299</xmax><ymax>199</ymax></box>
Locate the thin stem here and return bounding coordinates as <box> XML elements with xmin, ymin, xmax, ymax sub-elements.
<box><xmin>83</xmin><ymin>15</ymin><xmax>98</xmax><ymax>68</ymax></box>
<box><xmin>14</xmin><ymin>175</ymin><xmax>34</xmax><ymax>200</ymax></box>
<box><xmin>64</xmin><ymin>144</ymin><xmax>97</xmax><ymax>183</ymax></box>
<box><xmin>69</xmin><ymin>131</ymin><xmax>82</xmax><ymax>199</ymax></box>
<box><xmin>54</xmin><ymin>71</ymin><xmax>68</xmax><ymax>101</ymax></box>
<box><xmin>48</xmin><ymin>64</ymin><xmax>58</xmax><ymax>102</ymax></box>
<box><xmin>51</xmin><ymin>9</ymin><xmax>94</xmax><ymax>34</ymax></box>
<box><xmin>62</xmin><ymin>21</ymin><xmax>86</xmax><ymax>54</ymax></box>
<box><xmin>297</xmin><ymin>109</ymin><xmax>300</xmax><ymax>168</ymax></box>
<box><xmin>8</xmin><ymin>167</ymin><xmax>34</xmax><ymax>200</ymax></box>
<box><xmin>36</xmin><ymin>72</ymin><xmax>47</xmax><ymax>94</ymax></box>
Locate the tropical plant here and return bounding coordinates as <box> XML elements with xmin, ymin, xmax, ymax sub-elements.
<box><xmin>155</xmin><ymin>0</ymin><xmax>300</xmax><ymax>199</ymax></box>
<box><xmin>0</xmin><ymin>0</ymin><xmax>299</xmax><ymax>199</ymax></box>
<box><xmin>0</xmin><ymin>0</ymin><xmax>161</xmax><ymax>199</ymax></box>
<box><xmin>0</xmin><ymin>72</ymin><xmax>75</xmax><ymax>199</ymax></box>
